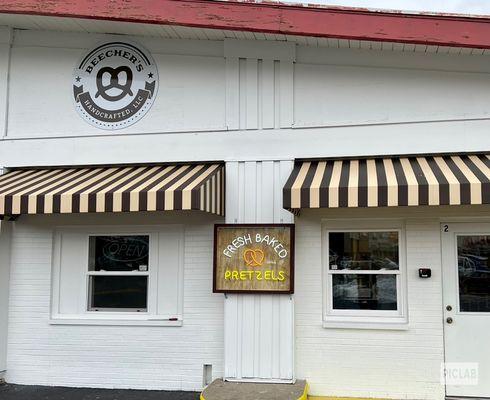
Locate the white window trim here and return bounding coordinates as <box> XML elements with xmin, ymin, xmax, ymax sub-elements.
<box><xmin>50</xmin><ymin>224</ymin><xmax>184</xmax><ymax>327</ymax></box>
<box><xmin>322</xmin><ymin>219</ymin><xmax>408</xmax><ymax>330</ymax></box>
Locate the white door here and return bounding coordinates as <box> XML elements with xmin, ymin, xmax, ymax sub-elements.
<box><xmin>442</xmin><ymin>223</ymin><xmax>490</xmax><ymax>398</ymax></box>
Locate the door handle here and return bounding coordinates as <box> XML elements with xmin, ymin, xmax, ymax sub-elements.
<box><xmin>446</xmin><ymin>317</ymin><xmax>453</xmax><ymax>324</ymax></box>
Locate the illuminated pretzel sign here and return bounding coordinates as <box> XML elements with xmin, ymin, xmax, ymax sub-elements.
<box><xmin>213</xmin><ymin>224</ymin><xmax>295</xmax><ymax>294</ymax></box>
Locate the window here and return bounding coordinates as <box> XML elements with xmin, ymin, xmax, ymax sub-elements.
<box><xmin>51</xmin><ymin>226</ymin><xmax>184</xmax><ymax>326</ymax></box>
<box><xmin>324</xmin><ymin>223</ymin><xmax>407</xmax><ymax>328</ymax></box>
<box><xmin>457</xmin><ymin>235</ymin><xmax>490</xmax><ymax>313</ymax></box>
<box><xmin>87</xmin><ymin>235</ymin><xmax>150</xmax><ymax>312</ymax></box>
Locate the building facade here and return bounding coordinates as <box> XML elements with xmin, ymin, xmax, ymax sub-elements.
<box><xmin>0</xmin><ymin>1</ymin><xmax>489</xmax><ymax>399</ymax></box>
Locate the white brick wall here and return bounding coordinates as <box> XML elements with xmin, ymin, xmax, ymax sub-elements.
<box><xmin>5</xmin><ymin>206</ymin><xmax>490</xmax><ymax>397</ymax></box>
<box><xmin>5</xmin><ymin>214</ymin><xmax>224</xmax><ymax>391</ymax></box>
<box><xmin>0</xmin><ymin>222</ymin><xmax>11</xmax><ymax>373</ymax></box>
<box><xmin>293</xmin><ymin>207</ymin><xmax>486</xmax><ymax>400</ymax></box>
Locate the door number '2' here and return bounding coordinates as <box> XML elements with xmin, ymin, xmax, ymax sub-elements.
<box><xmin>443</xmin><ymin>225</ymin><xmax>449</xmax><ymax>232</ymax></box>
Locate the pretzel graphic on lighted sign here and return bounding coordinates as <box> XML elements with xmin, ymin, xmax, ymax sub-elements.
<box><xmin>243</xmin><ymin>249</ymin><xmax>265</xmax><ymax>267</ymax></box>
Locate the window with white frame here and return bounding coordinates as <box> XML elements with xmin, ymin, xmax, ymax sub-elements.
<box><xmin>87</xmin><ymin>235</ymin><xmax>150</xmax><ymax>312</ymax></box>
<box><xmin>324</xmin><ymin>223</ymin><xmax>407</xmax><ymax>328</ymax></box>
<box><xmin>51</xmin><ymin>226</ymin><xmax>184</xmax><ymax>326</ymax></box>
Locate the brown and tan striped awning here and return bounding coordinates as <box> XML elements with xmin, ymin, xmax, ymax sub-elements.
<box><xmin>283</xmin><ymin>154</ymin><xmax>490</xmax><ymax>210</ymax></box>
<box><xmin>0</xmin><ymin>163</ymin><xmax>225</xmax><ymax>217</ymax></box>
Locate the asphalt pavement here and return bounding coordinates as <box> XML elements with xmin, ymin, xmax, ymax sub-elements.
<box><xmin>0</xmin><ymin>383</ymin><xmax>200</xmax><ymax>400</ymax></box>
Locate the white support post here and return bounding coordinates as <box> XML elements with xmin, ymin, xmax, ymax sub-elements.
<box><xmin>0</xmin><ymin>170</ymin><xmax>12</xmax><ymax>375</ymax></box>
<box><xmin>223</xmin><ymin>160</ymin><xmax>295</xmax><ymax>383</ymax></box>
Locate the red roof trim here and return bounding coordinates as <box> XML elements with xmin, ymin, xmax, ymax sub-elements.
<box><xmin>2</xmin><ymin>0</ymin><xmax>490</xmax><ymax>48</ymax></box>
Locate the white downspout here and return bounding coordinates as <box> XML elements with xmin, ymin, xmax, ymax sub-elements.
<box><xmin>0</xmin><ymin>26</ymin><xmax>13</xmax><ymax>380</ymax></box>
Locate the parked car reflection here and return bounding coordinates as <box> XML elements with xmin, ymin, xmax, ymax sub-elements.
<box><xmin>332</xmin><ymin>274</ymin><xmax>397</xmax><ymax>310</ymax></box>
<box><xmin>457</xmin><ymin>236</ymin><xmax>490</xmax><ymax>312</ymax></box>
<box><xmin>334</xmin><ymin>257</ymin><xmax>399</xmax><ymax>270</ymax></box>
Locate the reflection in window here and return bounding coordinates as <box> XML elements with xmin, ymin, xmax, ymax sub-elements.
<box><xmin>329</xmin><ymin>232</ymin><xmax>399</xmax><ymax>271</ymax></box>
<box><xmin>332</xmin><ymin>274</ymin><xmax>397</xmax><ymax>310</ymax></box>
<box><xmin>89</xmin><ymin>236</ymin><xmax>149</xmax><ymax>272</ymax></box>
<box><xmin>328</xmin><ymin>231</ymin><xmax>400</xmax><ymax>312</ymax></box>
<box><xmin>89</xmin><ymin>276</ymin><xmax>148</xmax><ymax>311</ymax></box>
<box><xmin>87</xmin><ymin>235</ymin><xmax>150</xmax><ymax>312</ymax></box>
<box><xmin>458</xmin><ymin>235</ymin><xmax>490</xmax><ymax>312</ymax></box>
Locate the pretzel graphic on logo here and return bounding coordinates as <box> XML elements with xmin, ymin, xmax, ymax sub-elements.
<box><xmin>243</xmin><ymin>248</ymin><xmax>265</xmax><ymax>267</ymax></box>
<box><xmin>95</xmin><ymin>66</ymin><xmax>134</xmax><ymax>102</ymax></box>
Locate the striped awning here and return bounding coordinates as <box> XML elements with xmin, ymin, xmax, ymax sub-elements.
<box><xmin>0</xmin><ymin>163</ymin><xmax>225</xmax><ymax>217</ymax></box>
<box><xmin>283</xmin><ymin>154</ymin><xmax>490</xmax><ymax>210</ymax></box>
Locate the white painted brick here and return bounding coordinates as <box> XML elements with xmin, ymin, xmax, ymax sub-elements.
<box><xmin>6</xmin><ymin>220</ymin><xmax>224</xmax><ymax>391</ymax></box>
<box><xmin>5</xmin><ymin>207</ymin><xmax>490</xmax><ymax>396</ymax></box>
<box><xmin>294</xmin><ymin>212</ymin><xmax>446</xmax><ymax>400</ymax></box>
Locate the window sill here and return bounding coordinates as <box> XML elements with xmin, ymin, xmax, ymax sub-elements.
<box><xmin>49</xmin><ymin>317</ymin><xmax>183</xmax><ymax>327</ymax></box>
<box><xmin>323</xmin><ymin>319</ymin><xmax>409</xmax><ymax>330</ymax></box>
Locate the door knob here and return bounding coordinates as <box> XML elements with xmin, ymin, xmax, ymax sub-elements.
<box><xmin>446</xmin><ymin>317</ymin><xmax>453</xmax><ymax>324</ymax></box>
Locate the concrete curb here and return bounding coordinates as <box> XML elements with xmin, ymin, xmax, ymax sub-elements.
<box><xmin>201</xmin><ymin>381</ymin><xmax>308</xmax><ymax>400</ymax></box>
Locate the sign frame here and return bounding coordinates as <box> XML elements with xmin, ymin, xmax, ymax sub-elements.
<box><xmin>213</xmin><ymin>223</ymin><xmax>295</xmax><ymax>294</ymax></box>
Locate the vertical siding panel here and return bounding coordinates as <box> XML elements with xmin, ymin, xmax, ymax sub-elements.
<box><xmin>262</xmin><ymin>60</ymin><xmax>275</xmax><ymax>129</ymax></box>
<box><xmin>224</xmin><ymin>160</ymin><xmax>240</xmax><ymax>379</ymax></box>
<box><xmin>259</xmin><ymin>294</ymin><xmax>273</xmax><ymax>379</ymax></box>
<box><xmin>274</xmin><ymin>61</ymin><xmax>281</xmax><ymax>129</ymax></box>
<box><xmin>253</xmin><ymin>293</ymin><xmax>261</xmax><ymax>377</ymax></box>
<box><xmin>225</xmin><ymin>162</ymin><xmax>239</xmax><ymax>223</ymax></box>
<box><xmin>224</xmin><ymin>294</ymin><xmax>238</xmax><ymax>378</ymax></box>
<box><xmin>238</xmin><ymin>59</ymin><xmax>247</xmax><ymax>130</ymax></box>
<box><xmin>256</xmin><ymin>162</ymin><xmax>263</xmax><ymax>223</ymax></box>
<box><xmin>278</xmin><ymin>160</ymin><xmax>295</xmax><ymax>223</ymax></box>
<box><xmin>237</xmin><ymin>292</ymin><xmax>244</xmax><ymax>379</ymax></box>
<box><xmin>261</xmin><ymin>161</ymin><xmax>275</xmax><ymax>223</ymax></box>
<box><xmin>238</xmin><ymin>162</ymin><xmax>246</xmax><ymax>223</ymax></box>
<box><xmin>257</xmin><ymin>59</ymin><xmax>263</xmax><ymax>131</ymax></box>
<box><xmin>271</xmin><ymin>294</ymin><xmax>281</xmax><ymax>378</ymax></box>
<box><xmin>273</xmin><ymin>161</ymin><xmax>283</xmax><ymax>223</ymax></box>
<box><xmin>246</xmin><ymin>59</ymin><xmax>258</xmax><ymax>130</ymax></box>
<box><xmin>243</xmin><ymin>162</ymin><xmax>257</xmax><ymax>222</ymax></box>
<box><xmin>225</xmin><ymin>57</ymin><xmax>239</xmax><ymax>131</ymax></box>
<box><xmin>279</xmin><ymin>61</ymin><xmax>294</xmax><ymax>128</ymax></box>
<box><xmin>257</xmin><ymin>160</ymin><xmax>274</xmax><ymax>379</ymax></box>
<box><xmin>241</xmin><ymin>295</ymin><xmax>256</xmax><ymax>377</ymax></box>
<box><xmin>241</xmin><ymin>161</ymin><xmax>259</xmax><ymax>377</ymax></box>
<box><xmin>224</xmin><ymin>160</ymin><xmax>294</xmax><ymax>382</ymax></box>
<box><xmin>279</xmin><ymin>295</ymin><xmax>294</xmax><ymax>379</ymax></box>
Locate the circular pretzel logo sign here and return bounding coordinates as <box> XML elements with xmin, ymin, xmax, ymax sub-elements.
<box><xmin>73</xmin><ymin>41</ymin><xmax>158</xmax><ymax>129</ymax></box>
